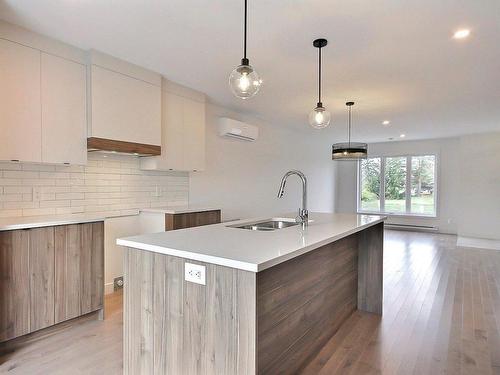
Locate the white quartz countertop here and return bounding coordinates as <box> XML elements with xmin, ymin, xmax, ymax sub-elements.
<box><xmin>140</xmin><ymin>206</ymin><xmax>220</xmax><ymax>214</ymax></box>
<box><xmin>0</xmin><ymin>213</ymin><xmax>111</xmax><ymax>231</ymax></box>
<box><xmin>117</xmin><ymin>212</ymin><xmax>386</xmax><ymax>272</ymax></box>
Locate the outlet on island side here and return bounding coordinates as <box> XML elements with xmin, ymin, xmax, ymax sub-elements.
<box><xmin>185</xmin><ymin>263</ymin><xmax>206</xmax><ymax>285</ymax></box>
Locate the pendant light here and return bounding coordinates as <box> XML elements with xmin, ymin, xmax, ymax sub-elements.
<box><xmin>309</xmin><ymin>38</ymin><xmax>331</xmax><ymax>129</ymax></box>
<box><xmin>332</xmin><ymin>102</ymin><xmax>368</xmax><ymax>160</ymax></box>
<box><xmin>229</xmin><ymin>0</ymin><xmax>262</xmax><ymax>99</ymax></box>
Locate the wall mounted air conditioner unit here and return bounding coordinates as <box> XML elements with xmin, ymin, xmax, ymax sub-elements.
<box><xmin>218</xmin><ymin>117</ymin><xmax>259</xmax><ymax>142</ymax></box>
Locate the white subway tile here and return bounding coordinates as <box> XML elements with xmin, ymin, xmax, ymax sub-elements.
<box><xmin>40</xmin><ymin>200</ymin><xmax>71</xmax><ymax>208</ymax></box>
<box><xmin>22</xmin><ymin>207</ymin><xmax>56</xmax><ymax>216</ymax></box>
<box><xmin>3</xmin><ymin>201</ymin><xmax>37</xmax><ymax>209</ymax></box>
<box><xmin>23</xmin><ymin>164</ymin><xmax>56</xmax><ymax>172</ymax></box>
<box><xmin>56</xmin><ymin>192</ymin><xmax>85</xmax><ymax>200</ymax></box>
<box><xmin>0</xmin><ymin>209</ymin><xmax>23</xmax><ymax>217</ymax></box>
<box><xmin>4</xmin><ymin>186</ymin><xmax>32</xmax><ymax>194</ymax></box>
<box><xmin>4</xmin><ymin>170</ymin><xmax>39</xmax><ymax>179</ymax></box>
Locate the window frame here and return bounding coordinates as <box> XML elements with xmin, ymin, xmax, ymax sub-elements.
<box><xmin>357</xmin><ymin>153</ymin><xmax>438</xmax><ymax>218</ymax></box>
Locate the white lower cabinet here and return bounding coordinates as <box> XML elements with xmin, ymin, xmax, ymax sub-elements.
<box><xmin>41</xmin><ymin>53</ymin><xmax>87</xmax><ymax>165</ymax></box>
<box><xmin>141</xmin><ymin>88</ymin><xmax>206</xmax><ymax>172</ymax></box>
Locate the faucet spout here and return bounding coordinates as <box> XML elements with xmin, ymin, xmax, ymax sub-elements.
<box><xmin>277</xmin><ymin>170</ymin><xmax>308</xmax><ymax>227</ymax></box>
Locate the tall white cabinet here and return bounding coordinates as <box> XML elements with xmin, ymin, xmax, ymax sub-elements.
<box><xmin>41</xmin><ymin>53</ymin><xmax>87</xmax><ymax>165</ymax></box>
<box><xmin>0</xmin><ymin>39</ymin><xmax>42</xmax><ymax>163</ymax></box>
<box><xmin>0</xmin><ymin>32</ymin><xmax>87</xmax><ymax>165</ymax></box>
<box><xmin>141</xmin><ymin>80</ymin><xmax>206</xmax><ymax>172</ymax></box>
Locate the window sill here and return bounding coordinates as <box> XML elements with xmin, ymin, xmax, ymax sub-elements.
<box><xmin>357</xmin><ymin>211</ymin><xmax>437</xmax><ymax>219</ymax></box>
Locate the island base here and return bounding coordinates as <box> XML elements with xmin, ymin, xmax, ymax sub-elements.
<box><xmin>123</xmin><ymin>222</ymin><xmax>383</xmax><ymax>375</ymax></box>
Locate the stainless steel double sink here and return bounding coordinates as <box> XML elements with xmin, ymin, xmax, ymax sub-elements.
<box><xmin>228</xmin><ymin>218</ymin><xmax>300</xmax><ymax>231</ymax></box>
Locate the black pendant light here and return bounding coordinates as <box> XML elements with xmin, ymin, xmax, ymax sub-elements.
<box><xmin>309</xmin><ymin>38</ymin><xmax>331</xmax><ymax>129</ymax></box>
<box><xmin>228</xmin><ymin>0</ymin><xmax>262</xmax><ymax>99</ymax></box>
<box><xmin>332</xmin><ymin>102</ymin><xmax>368</xmax><ymax>160</ymax></box>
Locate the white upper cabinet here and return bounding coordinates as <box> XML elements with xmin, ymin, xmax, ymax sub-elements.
<box><xmin>41</xmin><ymin>53</ymin><xmax>87</xmax><ymax>165</ymax></box>
<box><xmin>141</xmin><ymin>80</ymin><xmax>206</xmax><ymax>172</ymax></box>
<box><xmin>0</xmin><ymin>21</ymin><xmax>88</xmax><ymax>165</ymax></box>
<box><xmin>88</xmin><ymin>51</ymin><xmax>161</xmax><ymax>146</ymax></box>
<box><xmin>0</xmin><ymin>39</ymin><xmax>42</xmax><ymax>163</ymax></box>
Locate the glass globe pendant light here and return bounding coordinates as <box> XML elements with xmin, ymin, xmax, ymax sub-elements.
<box><xmin>309</xmin><ymin>38</ymin><xmax>331</xmax><ymax>129</ymax></box>
<box><xmin>229</xmin><ymin>0</ymin><xmax>262</xmax><ymax>99</ymax></box>
<box><xmin>332</xmin><ymin>102</ymin><xmax>368</xmax><ymax>160</ymax></box>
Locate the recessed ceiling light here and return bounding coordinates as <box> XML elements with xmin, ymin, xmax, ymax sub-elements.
<box><xmin>400</xmin><ymin>134</ymin><xmax>406</xmax><ymax>138</ymax></box>
<box><xmin>453</xmin><ymin>29</ymin><xmax>471</xmax><ymax>39</ymax></box>
<box><xmin>382</xmin><ymin>120</ymin><xmax>390</xmax><ymax>126</ymax></box>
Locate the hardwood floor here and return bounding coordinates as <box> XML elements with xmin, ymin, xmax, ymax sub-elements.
<box><xmin>1</xmin><ymin>230</ymin><xmax>500</xmax><ymax>374</ymax></box>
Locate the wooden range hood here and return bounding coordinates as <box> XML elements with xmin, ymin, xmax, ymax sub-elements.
<box><xmin>87</xmin><ymin>137</ymin><xmax>161</xmax><ymax>157</ymax></box>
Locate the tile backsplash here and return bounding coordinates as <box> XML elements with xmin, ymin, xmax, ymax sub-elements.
<box><xmin>0</xmin><ymin>153</ymin><xmax>189</xmax><ymax>218</ymax></box>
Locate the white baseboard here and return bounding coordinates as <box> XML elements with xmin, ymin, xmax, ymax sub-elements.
<box><xmin>457</xmin><ymin>236</ymin><xmax>500</xmax><ymax>251</ymax></box>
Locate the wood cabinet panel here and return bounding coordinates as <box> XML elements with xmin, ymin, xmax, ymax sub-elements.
<box><xmin>165</xmin><ymin>210</ymin><xmax>221</xmax><ymax>231</ymax></box>
<box><xmin>41</xmin><ymin>52</ymin><xmax>87</xmax><ymax>165</ymax></box>
<box><xmin>29</xmin><ymin>227</ymin><xmax>55</xmax><ymax>332</ymax></box>
<box><xmin>123</xmin><ymin>248</ymin><xmax>256</xmax><ymax>375</ymax></box>
<box><xmin>54</xmin><ymin>222</ymin><xmax>104</xmax><ymax>323</ymax></box>
<box><xmin>54</xmin><ymin>224</ymin><xmax>81</xmax><ymax>322</ymax></box>
<box><xmin>0</xmin><ymin>39</ymin><xmax>41</xmax><ymax>162</ymax></box>
<box><xmin>257</xmin><ymin>235</ymin><xmax>358</xmax><ymax>374</ymax></box>
<box><xmin>0</xmin><ymin>224</ymin><xmax>104</xmax><ymax>344</ymax></box>
<box><xmin>0</xmin><ymin>230</ymin><xmax>30</xmax><ymax>342</ymax></box>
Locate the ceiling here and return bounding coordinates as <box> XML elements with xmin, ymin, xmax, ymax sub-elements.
<box><xmin>1</xmin><ymin>0</ymin><xmax>499</xmax><ymax>142</ymax></box>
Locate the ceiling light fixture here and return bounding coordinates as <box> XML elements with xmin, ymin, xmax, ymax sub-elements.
<box><xmin>400</xmin><ymin>134</ymin><xmax>406</xmax><ymax>138</ymax></box>
<box><xmin>382</xmin><ymin>120</ymin><xmax>390</xmax><ymax>125</ymax></box>
<box><xmin>332</xmin><ymin>102</ymin><xmax>367</xmax><ymax>160</ymax></box>
<box><xmin>309</xmin><ymin>38</ymin><xmax>331</xmax><ymax>129</ymax></box>
<box><xmin>229</xmin><ymin>0</ymin><xmax>262</xmax><ymax>99</ymax></box>
<box><xmin>453</xmin><ymin>29</ymin><xmax>470</xmax><ymax>39</ymax></box>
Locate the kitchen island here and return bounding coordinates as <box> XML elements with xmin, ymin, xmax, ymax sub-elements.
<box><xmin>117</xmin><ymin>212</ymin><xmax>385</xmax><ymax>375</ymax></box>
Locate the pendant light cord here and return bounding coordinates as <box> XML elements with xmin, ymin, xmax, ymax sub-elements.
<box><xmin>243</xmin><ymin>0</ymin><xmax>247</xmax><ymax>60</ymax></box>
<box><xmin>318</xmin><ymin>46</ymin><xmax>322</xmax><ymax>104</ymax></box>
<box><xmin>348</xmin><ymin>104</ymin><xmax>351</xmax><ymax>147</ymax></box>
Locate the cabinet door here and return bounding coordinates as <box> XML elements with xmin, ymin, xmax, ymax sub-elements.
<box><xmin>54</xmin><ymin>224</ymin><xmax>82</xmax><ymax>323</ymax></box>
<box><xmin>0</xmin><ymin>230</ymin><xmax>30</xmax><ymax>342</ymax></box>
<box><xmin>183</xmin><ymin>97</ymin><xmax>206</xmax><ymax>171</ymax></box>
<box><xmin>80</xmin><ymin>222</ymin><xmax>104</xmax><ymax>314</ymax></box>
<box><xmin>41</xmin><ymin>53</ymin><xmax>87</xmax><ymax>165</ymax></box>
<box><xmin>163</xmin><ymin>91</ymin><xmax>185</xmax><ymax>170</ymax></box>
<box><xmin>91</xmin><ymin>65</ymin><xmax>161</xmax><ymax>146</ymax></box>
<box><xmin>54</xmin><ymin>222</ymin><xmax>104</xmax><ymax>323</ymax></box>
<box><xmin>0</xmin><ymin>39</ymin><xmax>41</xmax><ymax>162</ymax></box>
<box><xmin>29</xmin><ymin>227</ymin><xmax>55</xmax><ymax>332</ymax></box>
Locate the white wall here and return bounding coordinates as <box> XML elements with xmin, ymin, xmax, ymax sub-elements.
<box><xmin>335</xmin><ymin>132</ymin><xmax>500</xmax><ymax>241</ymax></box>
<box><xmin>458</xmin><ymin>133</ymin><xmax>500</xmax><ymax>240</ymax></box>
<box><xmin>190</xmin><ymin>104</ymin><xmax>337</xmax><ymax>221</ymax></box>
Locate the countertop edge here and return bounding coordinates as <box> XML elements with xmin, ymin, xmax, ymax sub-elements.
<box><xmin>117</xmin><ymin>217</ymin><xmax>386</xmax><ymax>273</ymax></box>
<box><xmin>116</xmin><ymin>238</ymin><xmax>259</xmax><ymax>272</ymax></box>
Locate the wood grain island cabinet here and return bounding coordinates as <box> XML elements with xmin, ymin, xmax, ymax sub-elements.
<box><xmin>120</xmin><ymin>213</ymin><xmax>384</xmax><ymax>374</ymax></box>
<box><xmin>0</xmin><ymin>222</ymin><xmax>104</xmax><ymax>343</ymax></box>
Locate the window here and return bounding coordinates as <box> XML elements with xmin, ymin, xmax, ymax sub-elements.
<box><xmin>358</xmin><ymin>155</ymin><xmax>436</xmax><ymax>216</ymax></box>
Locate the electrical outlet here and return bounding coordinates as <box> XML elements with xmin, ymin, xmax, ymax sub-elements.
<box><xmin>114</xmin><ymin>276</ymin><xmax>124</xmax><ymax>291</ymax></box>
<box><xmin>185</xmin><ymin>263</ymin><xmax>206</xmax><ymax>285</ymax></box>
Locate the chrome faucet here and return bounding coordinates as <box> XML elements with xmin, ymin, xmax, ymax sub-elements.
<box><xmin>277</xmin><ymin>170</ymin><xmax>308</xmax><ymax>227</ymax></box>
